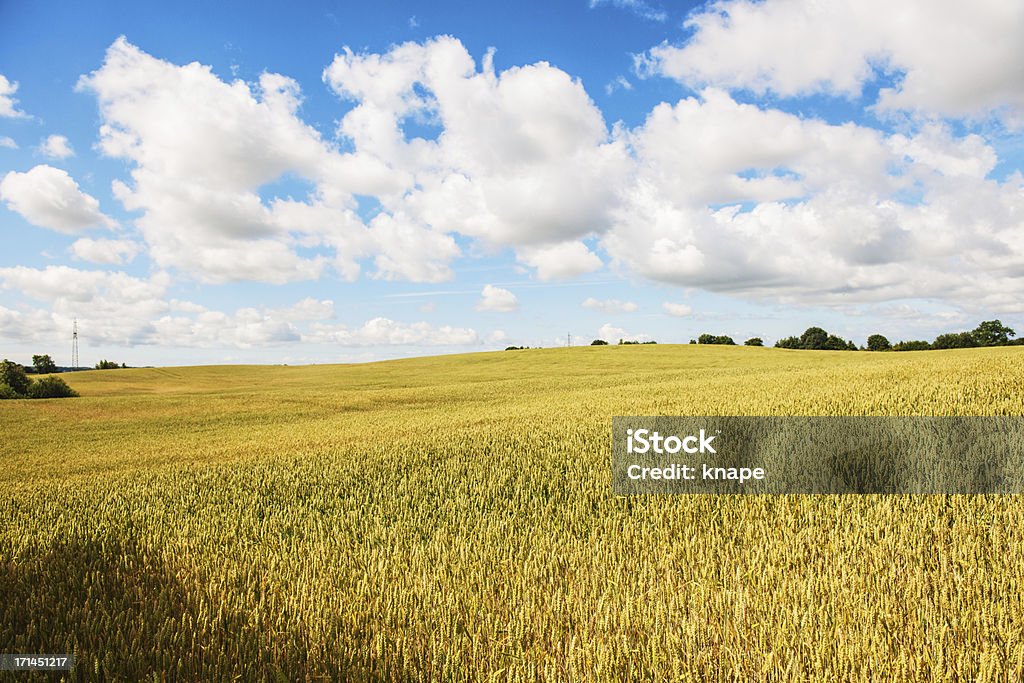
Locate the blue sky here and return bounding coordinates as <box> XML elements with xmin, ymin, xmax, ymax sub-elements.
<box><xmin>2</xmin><ymin>0</ymin><xmax>1023</xmax><ymax>366</ymax></box>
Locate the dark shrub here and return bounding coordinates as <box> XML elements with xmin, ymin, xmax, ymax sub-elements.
<box><xmin>591</xmin><ymin>339</ymin><xmax>608</xmax><ymax>345</ymax></box>
<box><xmin>0</xmin><ymin>359</ymin><xmax>30</xmax><ymax>395</ymax></box>
<box><xmin>27</xmin><ymin>376</ymin><xmax>78</xmax><ymax>398</ymax></box>
<box><xmin>744</xmin><ymin>337</ymin><xmax>763</xmax><ymax>346</ymax></box>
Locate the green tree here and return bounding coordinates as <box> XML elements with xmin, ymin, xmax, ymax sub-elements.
<box><xmin>590</xmin><ymin>339</ymin><xmax>608</xmax><ymax>346</ymax></box>
<box><xmin>32</xmin><ymin>354</ymin><xmax>58</xmax><ymax>374</ymax></box>
<box><xmin>744</xmin><ymin>337</ymin><xmax>764</xmax><ymax>346</ymax></box>
<box><xmin>866</xmin><ymin>334</ymin><xmax>891</xmax><ymax>351</ymax></box>
<box><xmin>698</xmin><ymin>334</ymin><xmax>735</xmax><ymax>345</ymax></box>
<box><xmin>0</xmin><ymin>359</ymin><xmax>31</xmax><ymax>396</ymax></box>
<box><xmin>893</xmin><ymin>340</ymin><xmax>930</xmax><ymax>351</ymax></box>
<box><xmin>823</xmin><ymin>334</ymin><xmax>849</xmax><ymax>351</ymax></box>
<box><xmin>774</xmin><ymin>336</ymin><xmax>800</xmax><ymax>349</ymax></box>
<box><xmin>932</xmin><ymin>332</ymin><xmax>976</xmax><ymax>350</ymax></box>
<box><xmin>971</xmin><ymin>320</ymin><xmax>1015</xmax><ymax>347</ymax></box>
<box><xmin>95</xmin><ymin>360</ymin><xmax>121</xmax><ymax>369</ymax></box>
<box><xmin>800</xmin><ymin>327</ymin><xmax>829</xmax><ymax>350</ymax></box>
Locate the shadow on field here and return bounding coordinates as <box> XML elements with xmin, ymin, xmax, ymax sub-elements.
<box><xmin>0</xmin><ymin>537</ymin><xmax>390</xmax><ymax>681</ymax></box>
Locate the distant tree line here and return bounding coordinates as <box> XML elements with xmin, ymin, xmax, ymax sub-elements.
<box><xmin>19</xmin><ymin>354</ymin><xmax>129</xmax><ymax>373</ymax></box>
<box><xmin>864</xmin><ymin>320</ymin><xmax>1018</xmax><ymax>352</ymax></box>
<box><xmin>683</xmin><ymin>320</ymin><xmax>1018</xmax><ymax>352</ymax></box>
<box><xmin>689</xmin><ymin>335</ymin><xmax>764</xmax><ymax>346</ymax></box>
<box><xmin>0</xmin><ymin>359</ymin><xmax>77</xmax><ymax>399</ymax></box>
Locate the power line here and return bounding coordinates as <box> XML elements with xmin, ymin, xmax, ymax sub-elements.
<box><xmin>72</xmin><ymin>318</ymin><xmax>79</xmax><ymax>370</ymax></box>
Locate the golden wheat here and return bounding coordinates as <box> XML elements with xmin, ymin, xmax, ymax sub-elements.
<box><xmin>2</xmin><ymin>345</ymin><xmax>1023</xmax><ymax>681</ymax></box>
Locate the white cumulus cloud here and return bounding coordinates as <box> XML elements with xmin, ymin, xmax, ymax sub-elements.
<box><xmin>596</xmin><ymin>323</ymin><xmax>651</xmax><ymax>342</ymax></box>
<box><xmin>599</xmin><ymin>87</ymin><xmax>1024</xmax><ymax>312</ymax></box>
<box><xmin>476</xmin><ymin>284</ymin><xmax>519</xmax><ymax>312</ymax></box>
<box><xmin>0</xmin><ymin>165</ymin><xmax>115</xmax><ymax>233</ymax></box>
<box><xmin>70</xmin><ymin>237</ymin><xmax>142</xmax><ymax>265</ymax></box>
<box><xmin>662</xmin><ymin>302</ymin><xmax>693</xmax><ymax>317</ymax></box>
<box><xmin>637</xmin><ymin>0</ymin><xmax>1024</xmax><ymax>126</ymax></box>
<box><xmin>582</xmin><ymin>297</ymin><xmax>638</xmax><ymax>314</ymax></box>
<box><xmin>305</xmin><ymin>317</ymin><xmax>478</xmax><ymax>346</ymax></box>
<box><xmin>0</xmin><ymin>74</ymin><xmax>28</xmax><ymax>118</ymax></box>
<box><xmin>324</xmin><ymin>37</ymin><xmax>630</xmax><ymax>260</ymax></box>
<box><xmin>516</xmin><ymin>241</ymin><xmax>603</xmax><ymax>280</ymax></box>
<box><xmin>78</xmin><ymin>38</ymin><xmax>380</xmax><ymax>284</ymax></box>
<box><xmin>39</xmin><ymin>134</ymin><xmax>74</xmax><ymax>159</ymax></box>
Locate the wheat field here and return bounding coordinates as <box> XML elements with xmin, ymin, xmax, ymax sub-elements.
<box><xmin>2</xmin><ymin>344</ymin><xmax>1023</xmax><ymax>681</ymax></box>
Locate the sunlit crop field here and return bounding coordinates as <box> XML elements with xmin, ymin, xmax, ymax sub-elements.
<box><xmin>2</xmin><ymin>345</ymin><xmax>1024</xmax><ymax>681</ymax></box>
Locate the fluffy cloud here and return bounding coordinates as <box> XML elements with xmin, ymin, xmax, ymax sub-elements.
<box><xmin>637</xmin><ymin>0</ymin><xmax>1024</xmax><ymax>126</ymax></box>
<box><xmin>582</xmin><ymin>297</ymin><xmax>638</xmax><ymax>314</ymax></box>
<box><xmin>624</xmin><ymin>88</ymin><xmax>894</xmax><ymax>206</ymax></box>
<box><xmin>662</xmin><ymin>302</ymin><xmax>693</xmax><ymax>317</ymax></box>
<box><xmin>0</xmin><ymin>74</ymin><xmax>27</xmax><ymax>118</ymax></box>
<box><xmin>0</xmin><ymin>136</ymin><xmax>17</xmax><ymax>149</ymax></box>
<box><xmin>887</xmin><ymin>124</ymin><xmax>997</xmax><ymax>179</ymax></box>
<box><xmin>368</xmin><ymin>212</ymin><xmax>459</xmax><ymax>283</ymax></box>
<box><xmin>476</xmin><ymin>284</ymin><xmax>519</xmax><ymax>312</ymax></box>
<box><xmin>78</xmin><ymin>38</ymin><xmax>382</xmax><ymax>284</ymax></box>
<box><xmin>516</xmin><ymin>241</ymin><xmax>603</xmax><ymax>280</ymax></box>
<box><xmin>39</xmin><ymin>134</ymin><xmax>74</xmax><ymax>159</ymax></box>
<box><xmin>0</xmin><ymin>165</ymin><xmax>115</xmax><ymax>233</ymax></box>
<box><xmin>0</xmin><ymin>305</ymin><xmax>59</xmax><ymax>342</ymax></box>
<box><xmin>70</xmin><ymin>237</ymin><xmax>142</xmax><ymax>265</ymax></box>
<box><xmin>324</xmin><ymin>36</ymin><xmax>630</xmax><ymax>251</ymax></box>
<box><xmin>305</xmin><ymin>317</ymin><xmax>478</xmax><ymax>346</ymax></box>
<box><xmin>600</xmin><ymin>88</ymin><xmax>1024</xmax><ymax>312</ymax></box>
<box><xmin>153</xmin><ymin>300</ymin><xmax>333</xmax><ymax>348</ymax></box>
<box><xmin>597</xmin><ymin>322</ymin><xmax>651</xmax><ymax>342</ymax></box>
<box><xmin>0</xmin><ymin>264</ymin><xmax>480</xmax><ymax>350</ymax></box>
<box><xmin>0</xmin><ymin>266</ymin><xmax>169</xmax><ymax>345</ymax></box>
